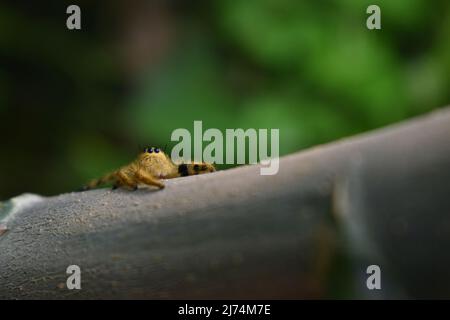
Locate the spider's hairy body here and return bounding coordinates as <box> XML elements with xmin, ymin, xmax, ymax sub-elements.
<box><xmin>83</xmin><ymin>147</ymin><xmax>215</xmax><ymax>190</ymax></box>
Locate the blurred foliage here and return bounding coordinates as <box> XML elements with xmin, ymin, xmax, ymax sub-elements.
<box><xmin>0</xmin><ymin>0</ymin><xmax>449</xmax><ymax>199</ymax></box>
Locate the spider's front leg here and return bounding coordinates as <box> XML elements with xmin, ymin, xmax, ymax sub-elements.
<box><xmin>134</xmin><ymin>168</ymin><xmax>165</xmax><ymax>189</ymax></box>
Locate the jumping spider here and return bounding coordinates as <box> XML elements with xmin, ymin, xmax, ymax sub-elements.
<box><xmin>83</xmin><ymin>147</ymin><xmax>215</xmax><ymax>190</ymax></box>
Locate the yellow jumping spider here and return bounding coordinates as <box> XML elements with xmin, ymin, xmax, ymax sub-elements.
<box><xmin>83</xmin><ymin>147</ymin><xmax>215</xmax><ymax>190</ymax></box>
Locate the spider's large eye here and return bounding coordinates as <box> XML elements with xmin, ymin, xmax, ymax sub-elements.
<box><xmin>148</xmin><ymin>147</ymin><xmax>153</xmax><ymax>153</ymax></box>
<box><xmin>154</xmin><ymin>148</ymin><xmax>160</xmax><ymax>153</ymax></box>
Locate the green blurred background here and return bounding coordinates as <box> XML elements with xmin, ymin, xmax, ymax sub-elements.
<box><xmin>0</xmin><ymin>0</ymin><xmax>449</xmax><ymax>200</ymax></box>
